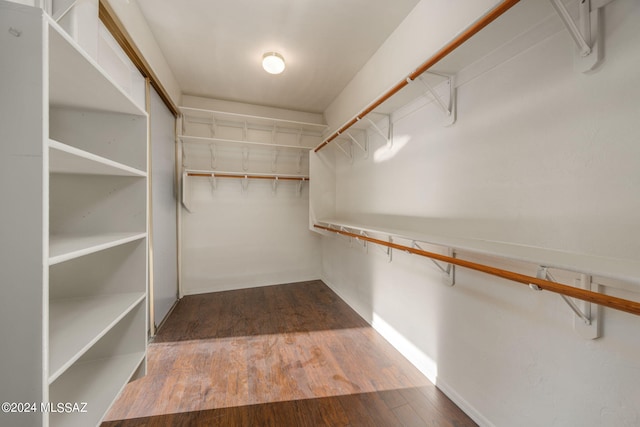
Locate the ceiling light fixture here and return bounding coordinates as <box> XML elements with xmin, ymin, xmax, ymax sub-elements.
<box><xmin>262</xmin><ymin>52</ymin><xmax>285</xmax><ymax>74</ymax></box>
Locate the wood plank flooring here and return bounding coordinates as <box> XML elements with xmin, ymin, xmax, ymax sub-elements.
<box><xmin>102</xmin><ymin>280</ymin><xmax>477</xmax><ymax>426</ymax></box>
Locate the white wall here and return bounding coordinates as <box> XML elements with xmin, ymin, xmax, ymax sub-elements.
<box><xmin>180</xmin><ymin>96</ymin><xmax>323</xmax><ymax>295</ymax></box>
<box><xmin>318</xmin><ymin>0</ymin><xmax>640</xmax><ymax>426</ymax></box>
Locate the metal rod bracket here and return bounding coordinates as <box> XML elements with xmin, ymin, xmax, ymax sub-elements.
<box><xmin>535</xmin><ymin>266</ymin><xmax>600</xmax><ymax>339</ymax></box>
<box><xmin>209</xmin><ymin>143</ymin><xmax>217</xmax><ymax>169</ymax></box>
<box><xmin>550</xmin><ymin>0</ymin><xmax>609</xmax><ymax>73</ymax></box>
<box><xmin>417</xmin><ymin>72</ymin><xmax>456</xmax><ymax>126</ymax></box>
<box><xmin>271</xmin><ymin>149</ymin><xmax>279</xmax><ymax>172</ymax></box>
<box><xmin>335</xmin><ymin>138</ymin><xmax>353</xmax><ymax>163</ymax></box>
<box><xmin>413</xmin><ymin>241</ymin><xmax>455</xmax><ymax>285</ymax></box>
<box><xmin>242</xmin><ymin>147</ymin><xmax>250</xmax><ymax>171</ymax></box>
<box><xmin>365</xmin><ymin>116</ymin><xmax>393</xmax><ymax>147</ymax></box>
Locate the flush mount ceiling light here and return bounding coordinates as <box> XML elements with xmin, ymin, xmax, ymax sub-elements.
<box><xmin>262</xmin><ymin>52</ymin><xmax>285</xmax><ymax>74</ymax></box>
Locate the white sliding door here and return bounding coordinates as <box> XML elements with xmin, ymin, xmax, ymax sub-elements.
<box><xmin>150</xmin><ymin>87</ymin><xmax>178</xmax><ymax>327</ymax></box>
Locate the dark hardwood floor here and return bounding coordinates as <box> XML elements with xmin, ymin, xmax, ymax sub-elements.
<box><xmin>102</xmin><ymin>280</ymin><xmax>477</xmax><ymax>426</ymax></box>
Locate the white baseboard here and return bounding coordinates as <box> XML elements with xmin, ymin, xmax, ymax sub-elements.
<box><xmin>321</xmin><ymin>275</ymin><xmax>494</xmax><ymax>427</ymax></box>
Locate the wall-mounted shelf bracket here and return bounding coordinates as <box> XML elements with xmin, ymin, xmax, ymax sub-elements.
<box><xmin>272</xmin><ymin>176</ymin><xmax>279</xmax><ymax>194</ymax></box>
<box><xmin>359</xmin><ymin>230</ymin><xmax>369</xmax><ymax>251</ymax></box>
<box><xmin>51</xmin><ymin>0</ymin><xmax>78</xmax><ymax>23</ymax></box>
<box><xmin>271</xmin><ymin>148</ymin><xmax>279</xmax><ymax>172</ymax></box>
<box><xmin>533</xmin><ymin>266</ymin><xmax>600</xmax><ymax>339</ymax></box>
<box><xmin>297</xmin><ymin>149</ymin><xmax>304</xmax><ymax>173</ymax></box>
<box><xmin>334</xmin><ymin>137</ymin><xmax>353</xmax><ymax>163</ymax></box>
<box><xmin>242</xmin><ymin>120</ymin><xmax>248</xmax><ymax>141</ymax></box>
<box><xmin>296</xmin><ymin>178</ymin><xmax>306</xmax><ymax>197</ymax></box>
<box><xmin>209</xmin><ymin>113</ymin><xmax>218</xmax><ymax>137</ymax></box>
<box><xmin>209</xmin><ymin>174</ymin><xmax>217</xmax><ymax>192</ymax></box>
<box><xmin>412</xmin><ymin>241</ymin><xmax>455</xmax><ymax>286</ymax></box>
<box><xmin>345</xmin><ymin>131</ymin><xmax>368</xmax><ymax>154</ymax></box>
<box><xmin>209</xmin><ymin>143</ymin><xmax>217</xmax><ymax>169</ymax></box>
<box><xmin>242</xmin><ymin>147</ymin><xmax>250</xmax><ymax>171</ymax></box>
<box><xmin>364</xmin><ymin>116</ymin><xmax>392</xmax><ymax>147</ymax></box>
<box><xmin>241</xmin><ymin>175</ymin><xmax>249</xmax><ymax>193</ymax></box>
<box><xmin>416</xmin><ymin>72</ymin><xmax>456</xmax><ymax>126</ymax></box>
<box><xmin>550</xmin><ymin>0</ymin><xmax>614</xmax><ymax>73</ymax></box>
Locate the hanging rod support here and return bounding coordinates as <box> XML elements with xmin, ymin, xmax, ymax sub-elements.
<box><xmin>413</xmin><ymin>241</ymin><xmax>455</xmax><ymax>286</ymax></box>
<box><xmin>345</xmin><ymin>131</ymin><xmax>367</xmax><ymax>153</ymax></box>
<box><xmin>417</xmin><ymin>75</ymin><xmax>451</xmax><ymax>116</ymax></box>
<box><xmin>535</xmin><ymin>267</ymin><xmax>591</xmax><ymax>325</ymax></box>
<box><xmin>550</xmin><ymin>0</ymin><xmax>591</xmax><ymax>56</ymax></box>
<box><xmin>334</xmin><ymin>139</ymin><xmax>353</xmax><ymax>162</ymax></box>
<box><xmin>209</xmin><ymin>143</ymin><xmax>217</xmax><ymax>169</ymax></box>
<box><xmin>209</xmin><ymin>174</ymin><xmax>217</xmax><ymax>191</ymax></box>
<box><xmin>416</xmin><ymin>73</ymin><xmax>456</xmax><ymax>126</ymax></box>
<box><xmin>296</xmin><ymin>178</ymin><xmax>305</xmax><ymax>197</ymax></box>
<box><xmin>365</xmin><ymin>116</ymin><xmax>392</xmax><ymax>146</ymax></box>
<box><xmin>271</xmin><ymin>148</ymin><xmax>279</xmax><ymax>172</ymax></box>
<box><xmin>241</xmin><ymin>175</ymin><xmax>249</xmax><ymax>193</ymax></box>
<box><xmin>242</xmin><ymin>147</ymin><xmax>250</xmax><ymax>171</ymax></box>
<box><xmin>297</xmin><ymin>149</ymin><xmax>304</xmax><ymax>173</ymax></box>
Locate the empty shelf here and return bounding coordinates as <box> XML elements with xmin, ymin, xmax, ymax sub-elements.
<box><xmin>48</xmin><ymin>20</ymin><xmax>145</xmax><ymax>116</ymax></box>
<box><xmin>49</xmin><ymin>292</ymin><xmax>145</xmax><ymax>383</ymax></box>
<box><xmin>49</xmin><ymin>139</ymin><xmax>146</xmax><ymax>177</ymax></box>
<box><xmin>49</xmin><ymin>351</ymin><xmax>145</xmax><ymax>427</ymax></box>
<box><xmin>180</xmin><ymin>106</ymin><xmax>327</xmax><ymax>133</ymax></box>
<box><xmin>49</xmin><ymin>232</ymin><xmax>146</xmax><ymax>265</ymax></box>
<box><xmin>179</xmin><ymin>134</ymin><xmax>314</xmax><ymax>151</ymax></box>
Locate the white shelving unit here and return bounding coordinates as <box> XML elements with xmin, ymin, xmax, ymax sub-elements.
<box><xmin>179</xmin><ymin>106</ymin><xmax>325</xmax><ymax>211</ymax></box>
<box><xmin>0</xmin><ymin>2</ymin><xmax>148</xmax><ymax>427</ymax></box>
<box><xmin>179</xmin><ymin>106</ymin><xmax>326</xmax><ymax>174</ymax></box>
<box><xmin>49</xmin><ymin>232</ymin><xmax>147</xmax><ymax>265</ymax></box>
<box><xmin>180</xmin><ymin>106</ymin><xmax>327</xmax><ymax>144</ymax></box>
<box><xmin>48</xmin><ymin>292</ymin><xmax>146</xmax><ymax>382</ymax></box>
<box><xmin>316</xmin><ymin>217</ymin><xmax>640</xmax><ymax>287</ymax></box>
<box><xmin>49</xmin><ymin>139</ymin><xmax>146</xmax><ymax>177</ymax></box>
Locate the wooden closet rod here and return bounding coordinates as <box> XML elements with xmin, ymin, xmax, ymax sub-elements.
<box><xmin>314</xmin><ymin>224</ymin><xmax>640</xmax><ymax>317</ymax></box>
<box><xmin>314</xmin><ymin>0</ymin><xmax>521</xmax><ymax>152</ymax></box>
<box><xmin>188</xmin><ymin>172</ymin><xmax>308</xmax><ymax>181</ymax></box>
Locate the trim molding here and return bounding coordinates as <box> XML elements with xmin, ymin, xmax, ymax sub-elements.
<box><xmin>98</xmin><ymin>0</ymin><xmax>179</xmax><ymax>117</ymax></box>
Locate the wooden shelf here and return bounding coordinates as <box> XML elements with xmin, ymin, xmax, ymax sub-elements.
<box><xmin>49</xmin><ymin>293</ymin><xmax>145</xmax><ymax>383</ymax></box>
<box><xmin>48</xmin><ymin>19</ymin><xmax>145</xmax><ymax>116</ymax></box>
<box><xmin>179</xmin><ymin>134</ymin><xmax>314</xmax><ymax>151</ymax></box>
<box><xmin>49</xmin><ymin>139</ymin><xmax>146</xmax><ymax>177</ymax></box>
<box><xmin>49</xmin><ymin>232</ymin><xmax>146</xmax><ymax>265</ymax></box>
<box><xmin>49</xmin><ymin>352</ymin><xmax>145</xmax><ymax>427</ymax></box>
<box><xmin>317</xmin><ymin>217</ymin><xmax>640</xmax><ymax>286</ymax></box>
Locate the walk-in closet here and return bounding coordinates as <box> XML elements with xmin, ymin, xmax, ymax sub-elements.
<box><xmin>1</xmin><ymin>0</ymin><xmax>639</xmax><ymax>426</ymax></box>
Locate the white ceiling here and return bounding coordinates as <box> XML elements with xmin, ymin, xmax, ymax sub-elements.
<box><xmin>135</xmin><ymin>0</ymin><xmax>421</xmax><ymax>113</ymax></box>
